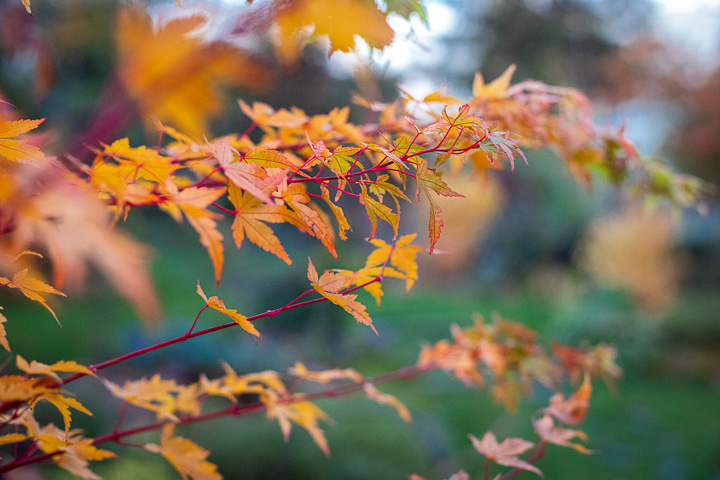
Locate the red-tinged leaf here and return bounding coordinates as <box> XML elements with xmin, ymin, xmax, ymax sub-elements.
<box><xmin>359</xmin><ymin>184</ymin><xmax>398</xmax><ymax>240</ymax></box>
<box><xmin>145</xmin><ymin>424</ymin><xmax>222</xmax><ymax>480</ymax></box>
<box><xmin>533</xmin><ymin>415</ymin><xmax>592</xmax><ymax>454</ymax></box>
<box><xmin>0</xmin><ymin>269</ymin><xmax>66</xmax><ymax>324</ymax></box>
<box><xmin>319</xmin><ymin>185</ymin><xmax>351</xmax><ymax>241</ymax></box>
<box><xmin>284</xmin><ymin>184</ymin><xmax>337</xmax><ymax>258</ymax></box>
<box><xmin>415</xmin><ymin>159</ymin><xmax>463</xmax><ymax>253</ymax></box>
<box><xmin>244</xmin><ymin>147</ymin><xmax>304</xmax><ymax>176</ymax></box>
<box><xmin>228</xmin><ymin>184</ymin><xmax>293</xmax><ymax>264</ymax></box>
<box><xmin>212</xmin><ymin>137</ymin><xmax>276</xmax><ymax>206</ymax></box>
<box><xmin>0</xmin><ymin>118</ymin><xmax>45</xmax><ymax>163</ymax></box>
<box><xmin>363</xmin><ymin>143</ymin><xmax>408</xmax><ymax>169</ymax></box>
<box><xmin>308</xmin><ymin>259</ymin><xmax>377</xmax><ymax>334</ymax></box>
<box><xmin>469</xmin><ymin>432</ymin><xmax>541</xmax><ymax>476</ymax></box>
<box><xmin>0</xmin><ymin>308</ymin><xmax>9</xmax><ymax>352</ymax></box>
<box><xmin>363</xmin><ymin>382</ymin><xmax>411</xmax><ymax>422</ymax></box>
<box><xmin>197</xmin><ymin>282</ymin><xmax>259</xmax><ymax>338</ymax></box>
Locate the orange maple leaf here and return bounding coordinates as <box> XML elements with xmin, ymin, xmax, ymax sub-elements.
<box><xmin>0</xmin><ymin>118</ymin><xmax>45</xmax><ymax>163</ymax></box>
<box><xmin>0</xmin><ymin>308</ymin><xmax>9</xmax><ymax>351</ymax></box>
<box><xmin>307</xmin><ymin>258</ymin><xmax>376</xmax><ymax>334</ymax></box>
<box><xmin>196</xmin><ymin>282</ymin><xmax>260</xmax><ymax>338</ymax></box>
<box><xmin>472</xmin><ymin>64</ymin><xmax>517</xmax><ymax>100</ymax></box>
<box><xmin>289</xmin><ymin>361</ymin><xmax>363</xmax><ymax>383</ymax></box>
<box><xmin>161</xmin><ymin>182</ymin><xmax>226</xmax><ymax>286</ymax></box>
<box><xmin>115</xmin><ymin>5</ymin><xmax>267</xmax><ymax>137</ymax></box>
<box><xmin>415</xmin><ymin>159</ymin><xmax>464</xmax><ymax>253</ymax></box>
<box><xmin>363</xmin><ymin>382</ymin><xmax>411</xmax><ymax>422</ymax></box>
<box><xmin>145</xmin><ymin>424</ymin><xmax>222</xmax><ymax>480</ymax></box>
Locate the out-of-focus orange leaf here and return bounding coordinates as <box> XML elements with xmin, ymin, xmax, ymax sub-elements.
<box><xmin>145</xmin><ymin>424</ymin><xmax>222</xmax><ymax>480</ymax></box>
<box><xmin>274</xmin><ymin>0</ymin><xmax>394</xmax><ymax>64</ymax></box>
<box><xmin>366</xmin><ymin>234</ymin><xmax>424</xmax><ymax>292</ymax></box>
<box><xmin>472</xmin><ymin>64</ymin><xmax>516</xmax><ymax>100</ymax></box>
<box><xmin>469</xmin><ymin>431</ymin><xmax>541</xmax><ymax>476</ymax></box>
<box><xmin>363</xmin><ymin>382</ymin><xmax>411</xmax><ymax>422</ymax></box>
<box><xmin>20</xmin><ymin>0</ymin><xmax>31</xmax><ymax>14</ymax></box>
<box><xmin>116</xmin><ymin>5</ymin><xmax>267</xmax><ymax>137</ymax></box>
<box><xmin>0</xmin><ymin>118</ymin><xmax>45</xmax><ymax>163</ymax></box>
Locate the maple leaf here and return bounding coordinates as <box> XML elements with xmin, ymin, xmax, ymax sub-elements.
<box><xmin>359</xmin><ymin>183</ymin><xmax>399</xmax><ymax>240</ymax></box>
<box><xmin>283</xmin><ymin>183</ymin><xmax>337</xmax><ymax>258</ymax></box>
<box><xmin>0</xmin><ymin>307</ymin><xmax>9</xmax><ymax>351</ymax></box>
<box><xmin>29</xmin><ymin>421</ymin><xmax>115</xmax><ymax>480</ymax></box>
<box><xmin>533</xmin><ymin>415</ymin><xmax>592</xmax><ymax>454</ymax></box>
<box><xmin>161</xmin><ymin>181</ymin><xmax>226</xmax><ymax>286</ymax></box>
<box><xmin>228</xmin><ymin>184</ymin><xmax>297</xmax><ymax>264</ymax></box>
<box><xmin>16</xmin><ymin>355</ymin><xmax>94</xmax><ymax>382</ymax></box>
<box><xmin>469</xmin><ymin>431</ymin><xmax>541</xmax><ymax>476</ymax></box>
<box><xmin>197</xmin><ymin>282</ymin><xmax>260</xmax><ymax>338</ymax></box>
<box><xmin>0</xmin><ymin>433</ymin><xmax>27</xmax><ymax>446</ymax></box>
<box><xmin>363</xmin><ymin>382</ymin><xmax>411</xmax><ymax>422</ymax></box>
<box><xmin>366</xmin><ymin>234</ymin><xmax>424</xmax><ymax>293</ymax></box>
<box><xmin>116</xmin><ymin>5</ymin><xmax>267</xmax><ymax>136</ymax></box>
<box><xmin>20</xmin><ymin>0</ymin><xmax>31</xmax><ymax>14</ymax></box>
<box><xmin>0</xmin><ymin>118</ymin><xmax>44</xmax><ymax>163</ymax></box>
<box><xmin>274</xmin><ymin>0</ymin><xmax>394</xmax><ymax>64</ymax></box>
<box><xmin>336</xmin><ymin>265</ymin><xmax>405</xmax><ymax>307</ymax></box>
<box><xmin>289</xmin><ymin>362</ymin><xmax>363</xmax><ymax>383</ymax></box>
<box><xmin>543</xmin><ymin>373</ymin><xmax>591</xmax><ymax>425</ymax></box>
<box><xmin>103</xmin><ymin>374</ymin><xmax>181</xmax><ymax>421</ymax></box>
<box><xmin>415</xmin><ymin>159</ymin><xmax>464</xmax><ymax>253</ymax></box>
<box><xmin>0</xmin><ymin>268</ymin><xmax>66</xmax><ymax>324</ymax></box>
<box><xmin>473</xmin><ymin>64</ymin><xmax>517</xmax><ymax>100</ymax></box>
<box><xmin>269</xmin><ymin>400</ymin><xmax>331</xmax><ymax>456</ymax></box>
<box><xmin>145</xmin><ymin>424</ymin><xmax>221</xmax><ymax>480</ymax></box>
<box><xmin>319</xmin><ymin>185</ymin><xmax>351</xmax><ymax>241</ymax></box>
<box><xmin>307</xmin><ymin>258</ymin><xmax>376</xmax><ymax>334</ymax></box>
<box><xmin>212</xmin><ymin>137</ymin><xmax>277</xmax><ymax>206</ymax></box>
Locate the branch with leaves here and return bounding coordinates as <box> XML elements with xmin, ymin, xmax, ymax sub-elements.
<box><xmin>0</xmin><ymin>1</ymin><xmax>708</xmax><ymax>479</ymax></box>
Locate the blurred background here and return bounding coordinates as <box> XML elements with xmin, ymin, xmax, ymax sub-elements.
<box><xmin>1</xmin><ymin>0</ymin><xmax>719</xmax><ymax>479</ymax></box>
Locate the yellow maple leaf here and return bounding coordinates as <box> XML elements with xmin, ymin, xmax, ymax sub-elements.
<box><xmin>269</xmin><ymin>400</ymin><xmax>330</xmax><ymax>456</ymax></box>
<box><xmin>307</xmin><ymin>258</ymin><xmax>376</xmax><ymax>334</ymax></box>
<box><xmin>366</xmin><ymin>234</ymin><xmax>424</xmax><ymax>292</ymax></box>
<box><xmin>0</xmin><ymin>118</ymin><xmax>45</xmax><ymax>163</ymax></box>
<box><xmin>103</xmin><ymin>374</ymin><xmax>181</xmax><ymax>421</ymax></box>
<box><xmin>472</xmin><ymin>64</ymin><xmax>517</xmax><ymax>100</ymax></box>
<box><xmin>145</xmin><ymin>424</ymin><xmax>222</xmax><ymax>480</ymax></box>
<box><xmin>274</xmin><ymin>0</ymin><xmax>394</xmax><ymax>64</ymax></box>
<box><xmin>196</xmin><ymin>282</ymin><xmax>260</xmax><ymax>338</ymax></box>
<box><xmin>0</xmin><ymin>268</ymin><xmax>66</xmax><ymax>324</ymax></box>
<box><xmin>16</xmin><ymin>355</ymin><xmax>94</xmax><ymax>382</ymax></box>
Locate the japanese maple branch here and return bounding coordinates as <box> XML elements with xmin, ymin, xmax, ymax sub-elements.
<box><xmin>55</xmin><ymin>274</ymin><xmax>386</xmax><ymax>388</ymax></box>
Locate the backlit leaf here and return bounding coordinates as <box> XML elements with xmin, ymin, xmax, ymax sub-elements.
<box><xmin>197</xmin><ymin>282</ymin><xmax>260</xmax><ymax>338</ymax></box>
<box><xmin>0</xmin><ymin>118</ymin><xmax>44</xmax><ymax>163</ymax></box>
<box><xmin>145</xmin><ymin>424</ymin><xmax>222</xmax><ymax>480</ymax></box>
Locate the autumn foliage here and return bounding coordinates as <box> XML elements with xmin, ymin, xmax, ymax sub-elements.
<box><xmin>0</xmin><ymin>1</ymin><xmax>706</xmax><ymax>479</ymax></box>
